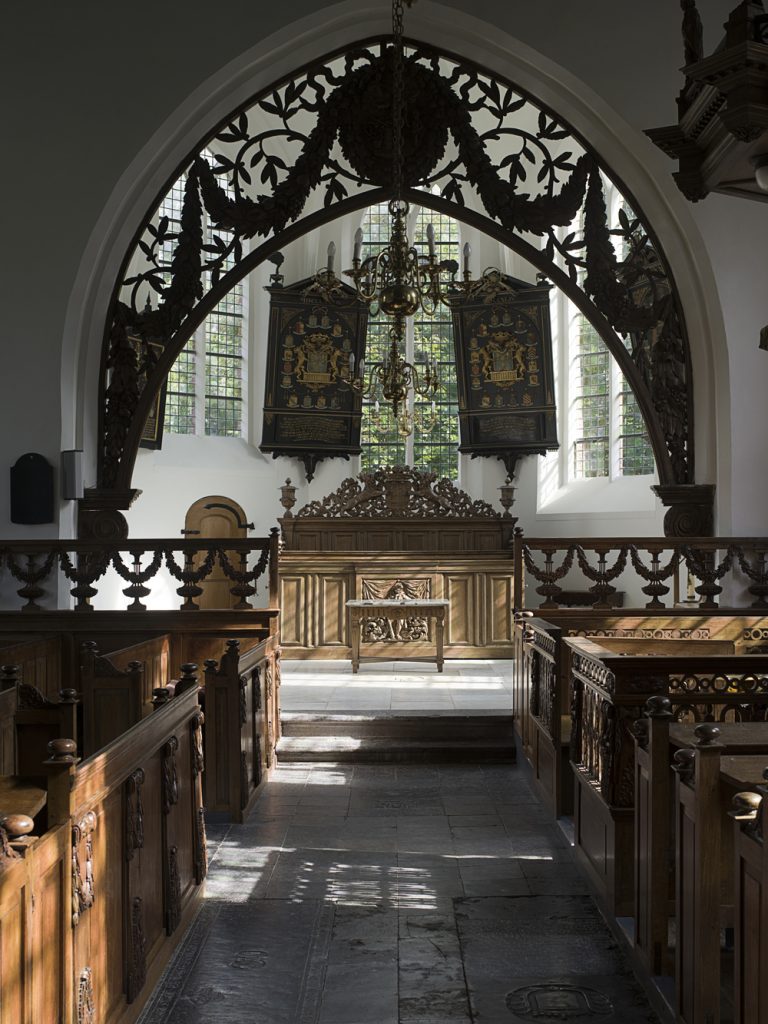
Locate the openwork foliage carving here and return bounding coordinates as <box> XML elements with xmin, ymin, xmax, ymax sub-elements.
<box><xmin>297</xmin><ymin>465</ymin><xmax>498</xmax><ymax>519</ymax></box>
<box><xmin>101</xmin><ymin>40</ymin><xmax>693</xmax><ymax>490</ymax></box>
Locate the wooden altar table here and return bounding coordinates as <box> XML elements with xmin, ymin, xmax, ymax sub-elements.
<box><xmin>346</xmin><ymin>599</ymin><xmax>449</xmax><ymax>673</ymax></box>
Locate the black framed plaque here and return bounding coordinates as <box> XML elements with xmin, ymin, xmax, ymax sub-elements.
<box><xmin>130</xmin><ymin>335</ymin><xmax>167</xmax><ymax>451</ymax></box>
<box><xmin>260</xmin><ymin>278</ymin><xmax>368</xmax><ymax>481</ymax></box>
<box><xmin>449</xmin><ymin>271</ymin><xmax>558</xmax><ymax>476</ymax></box>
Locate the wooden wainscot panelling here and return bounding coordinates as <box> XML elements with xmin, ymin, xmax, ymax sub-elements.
<box><xmin>0</xmin><ymin>634</ymin><xmax>62</xmax><ymax>700</ymax></box>
<box><xmin>280</xmin><ymin>576</ymin><xmax>307</xmax><ymax>647</ymax></box>
<box><xmin>0</xmin><ymin>817</ymin><xmax>71</xmax><ymax>1024</ymax></box>
<box><xmin>488</xmin><ymin>574</ymin><xmax>513</xmax><ymax>645</ymax></box>
<box><xmin>446</xmin><ymin>575</ymin><xmax>473</xmax><ymax>646</ymax></box>
<box><xmin>319</xmin><ymin>574</ymin><xmax>350</xmax><ymax>647</ymax></box>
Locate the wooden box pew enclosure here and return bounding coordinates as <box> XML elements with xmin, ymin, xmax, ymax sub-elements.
<box><xmin>512</xmin><ymin>609</ymin><xmax>768</xmax><ymax>822</ymax></box>
<box><xmin>0</xmin><ymin>628</ymin><xmax>281</xmax><ymax>825</ymax></box>
<box><xmin>0</xmin><ymin>687</ymin><xmax>206</xmax><ymax>1024</ymax></box>
<box><xmin>632</xmin><ymin>707</ymin><xmax>768</xmax><ymax>1024</ymax></box>
<box><xmin>278</xmin><ymin>467</ymin><xmax>517</xmax><ymax>662</ymax></box>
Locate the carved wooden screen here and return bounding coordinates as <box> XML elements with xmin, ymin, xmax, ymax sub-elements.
<box><xmin>97</xmin><ymin>38</ymin><xmax>701</xmax><ymax>538</ymax></box>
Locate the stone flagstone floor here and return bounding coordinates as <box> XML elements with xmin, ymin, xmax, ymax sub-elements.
<box><xmin>139</xmin><ymin>758</ymin><xmax>660</xmax><ymax>1024</ymax></box>
<box><xmin>279</xmin><ymin>658</ymin><xmax>515</xmax><ymax>712</ymax></box>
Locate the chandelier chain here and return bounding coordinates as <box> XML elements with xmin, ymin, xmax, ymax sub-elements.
<box><xmin>392</xmin><ymin>0</ymin><xmax>405</xmax><ymax>201</ymax></box>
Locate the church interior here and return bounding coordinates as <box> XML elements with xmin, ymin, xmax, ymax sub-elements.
<box><xmin>4</xmin><ymin>0</ymin><xmax>768</xmax><ymax>1021</ymax></box>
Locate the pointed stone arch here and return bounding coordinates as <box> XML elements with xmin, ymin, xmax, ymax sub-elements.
<box><xmin>92</xmin><ymin>36</ymin><xmax>706</xmax><ymax>534</ymax></box>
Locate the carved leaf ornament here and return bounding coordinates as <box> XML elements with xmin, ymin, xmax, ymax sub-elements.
<box><xmin>102</xmin><ymin>41</ymin><xmax>692</xmax><ymax>491</ymax></box>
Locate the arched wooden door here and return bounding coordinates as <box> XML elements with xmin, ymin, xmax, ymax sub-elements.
<box><xmin>183</xmin><ymin>495</ymin><xmax>252</xmax><ymax>609</ymax></box>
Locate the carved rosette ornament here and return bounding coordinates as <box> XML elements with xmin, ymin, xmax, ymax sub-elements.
<box><xmin>126</xmin><ymin>896</ymin><xmax>147</xmax><ymax>1003</ymax></box>
<box><xmin>72</xmin><ymin>812</ymin><xmax>97</xmax><ymax>927</ymax></box>
<box><xmin>162</xmin><ymin>736</ymin><xmax>179</xmax><ymax>815</ymax></box>
<box><xmin>97</xmin><ymin>41</ymin><xmax>695</xmax><ymax>518</ymax></box>
<box><xmin>77</xmin><ymin>967</ymin><xmax>96</xmax><ymax>1024</ymax></box>
<box><xmin>125</xmin><ymin>768</ymin><xmax>145</xmax><ymax>861</ymax></box>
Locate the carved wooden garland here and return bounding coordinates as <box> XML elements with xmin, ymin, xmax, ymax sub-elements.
<box><xmin>126</xmin><ymin>896</ymin><xmax>147</xmax><ymax>1003</ymax></box>
<box><xmin>190</xmin><ymin>710</ymin><xmax>205</xmax><ymax>777</ymax></box>
<box><xmin>125</xmin><ymin>768</ymin><xmax>145</xmax><ymax>861</ymax></box>
<box><xmin>100</xmin><ymin>40</ymin><xmax>693</xmax><ymax>495</ymax></box>
<box><xmin>72</xmin><ymin>812</ymin><xmax>97</xmax><ymax>927</ymax></box>
<box><xmin>194</xmin><ymin>807</ymin><xmax>208</xmax><ymax>884</ymax></box>
<box><xmin>165</xmin><ymin>845</ymin><xmax>182</xmax><ymax>935</ymax></box>
<box><xmin>162</xmin><ymin>736</ymin><xmax>179</xmax><ymax>815</ymax></box>
<box><xmin>77</xmin><ymin>967</ymin><xmax>96</xmax><ymax>1024</ymax></box>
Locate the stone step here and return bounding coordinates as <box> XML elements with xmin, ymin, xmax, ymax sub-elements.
<box><xmin>275</xmin><ymin>735</ymin><xmax>516</xmax><ymax>764</ymax></box>
<box><xmin>280</xmin><ymin>711</ymin><xmax>515</xmax><ymax>741</ymax></box>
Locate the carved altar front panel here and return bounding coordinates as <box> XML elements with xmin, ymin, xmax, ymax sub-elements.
<box><xmin>360</xmin><ymin>579</ymin><xmax>432</xmax><ymax>643</ymax></box>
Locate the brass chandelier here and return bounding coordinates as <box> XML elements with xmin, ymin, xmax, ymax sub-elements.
<box><xmin>339</xmin><ymin>0</ymin><xmax>470</xmax><ymax>437</ymax></box>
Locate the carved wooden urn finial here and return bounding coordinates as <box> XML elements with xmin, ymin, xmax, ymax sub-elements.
<box><xmin>280</xmin><ymin>478</ymin><xmax>297</xmax><ymax>518</ymax></box>
<box><xmin>499</xmin><ymin>476</ymin><xmax>516</xmax><ymax>519</ymax></box>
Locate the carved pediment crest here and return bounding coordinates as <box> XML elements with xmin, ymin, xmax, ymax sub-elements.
<box><xmin>295</xmin><ymin>466</ymin><xmax>499</xmax><ymax>520</ymax></box>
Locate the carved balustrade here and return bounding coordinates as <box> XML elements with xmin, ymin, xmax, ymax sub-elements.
<box><xmin>515</xmin><ymin>534</ymin><xmax>768</xmax><ymax>612</ymax></box>
<box><xmin>0</xmin><ymin>530</ymin><xmax>279</xmax><ymax>612</ymax></box>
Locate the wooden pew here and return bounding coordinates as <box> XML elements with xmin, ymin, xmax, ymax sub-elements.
<box><xmin>79</xmin><ymin>635</ymin><xmax>171</xmax><ymax>755</ymax></box>
<box><xmin>202</xmin><ymin>635</ymin><xmax>280</xmax><ymax>821</ymax></box>
<box><xmin>0</xmin><ymin>634</ymin><xmax>62</xmax><ymax>700</ymax></box>
<box><xmin>730</xmin><ymin>777</ymin><xmax>768</xmax><ymax>1024</ymax></box>
<box><xmin>0</xmin><ymin>665</ymin><xmax>79</xmax><ymax>777</ymax></box>
<box><xmin>0</xmin><ymin>686</ymin><xmax>207</xmax><ymax>1024</ymax></box>
<box><xmin>672</xmin><ymin>730</ymin><xmax>768</xmax><ymax>1024</ymax></box>
<box><xmin>512</xmin><ymin>612</ymin><xmax>750</xmax><ymax>819</ymax></box>
<box><xmin>634</xmin><ymin>704</ymin><xmax>768</xmax><ymax>981</ymax></box>
<box><xmin>515</xmin><ymin>617</ymin><xmax>569</xmax><ymax>814</ymax></box>
<box><xmin>566</xmin><ymin>638</ymin><xmax>768</xmax><ymax>916</ymax></box>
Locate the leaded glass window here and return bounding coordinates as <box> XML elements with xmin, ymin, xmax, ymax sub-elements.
<box><xmin>158</xmin><ymin>154</ymin><xmax>246</xmax><ymax>438</ymax></box>
<box><xmin>568</xmin><ymin>205</ymin><xmax>654</xmax><ymax>480</ymax></box>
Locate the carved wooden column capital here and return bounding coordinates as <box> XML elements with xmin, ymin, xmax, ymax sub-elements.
<box><xmin>652</xmin><ymin>483</ymin><xmax>715</xmax><ymax>537</ymax></box>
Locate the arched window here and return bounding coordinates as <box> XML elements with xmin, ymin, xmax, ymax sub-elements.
<box><xmin>359</xmin><ymin>202</ymin><xmax>460</xmax><ymax>480</ymax></box>
<box><xmin>567</xmin><ymin>200</ymin><xmax>654</xmax><ymax>480</ymax></box>
<box><xmin>159</xmin><ymin>159</ymin><xmax>247</xmax><ymax>438</ymax></box>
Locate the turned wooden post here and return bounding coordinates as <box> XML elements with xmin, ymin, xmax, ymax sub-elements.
<box><xmin>57</xmin><ymin>688</ymin><xmax>79</xmax><ymax>749</ymax></box>
<box><xmin>43</xmin><ymin>738</ymin><xmax>79</xmax><ymax>825</ymax></box>
<box><xmin>673</xmin><ymin>722</ymin><xmax>724</xmax><ymax>1024</ymax></box>
<box><xmin>0</xmin><ymin>664</ymin><xmax>20</xmax><ymax>691</ymax></box>
<box><xmin>634</xmin><ymin>695</ymin><xmax>675</xmax><ymax>977</ymax></box>
<box><xmin>174</xmin><ymin>664</ymin><xmax>198</xmax><ymax>697</ymax></box>
<box><xmin>268</xmin><ymin>526</ymin><xmax>280</xmax><ymax>610</ymax></box>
